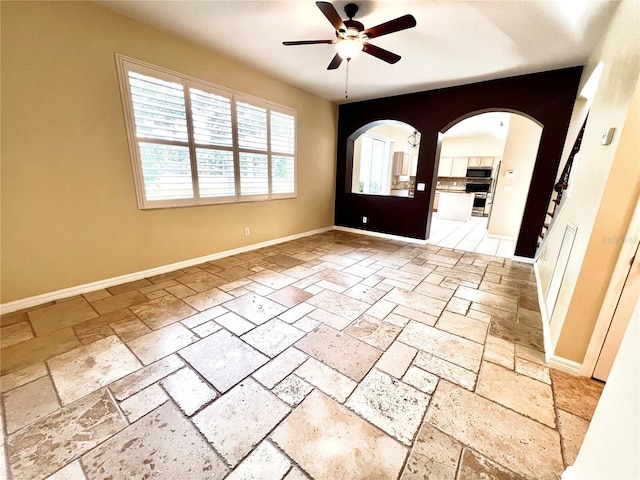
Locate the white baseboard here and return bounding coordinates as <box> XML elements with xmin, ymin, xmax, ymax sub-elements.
<box><xmin>333</xmin><ymin>225</ymin><xmax>428</xmax><ymax>245</ymax></box>
<box><xmin>532</xmin><ymin>260</ymin><xmax>585</xmax><ymax>376</ymax></box>
<box><xmin>534</xmin><ymin>261</ymin><xmax>553</xmax><ymax>363</ymax></box>
<box><xmin>486</xmin><ymin>233</ymin><xmax>517</xmax><ymax>240</ymax></box>
<box><xmin>512</xmin><ymin>255</ymin><xmax>534</xmax><ymax>264</ymax></box>
<box><xmin>0</xmin><ymin>226</ymin><xmax>333</xmax><ymax>315</ymax></box>
<box><xmin>548</xmin><ymin>355</ymin><xmax>583</xmax><ymax>376</ymax></box>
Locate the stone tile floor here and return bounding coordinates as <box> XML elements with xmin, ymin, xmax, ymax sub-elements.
<box><xmin>0</xmin><ymin>230</ymin><xmax>604</xmax><ymax>479</ymax></box>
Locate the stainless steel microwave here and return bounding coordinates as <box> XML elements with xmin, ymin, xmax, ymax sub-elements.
<box><xmin>466</xmin><ymin>167</ymin><xmax>492</xmax><ymax>178</ymax></box>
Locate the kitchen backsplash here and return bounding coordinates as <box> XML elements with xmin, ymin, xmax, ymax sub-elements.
<box><xmin>435</xmin><ymin>177</ymin><xmax>467</xmax><ymax>191</ymax></box>
<box><xmin>391</xmin><ymin>175</ymin><xmax>415</xmax><ymax>190</ymax></box>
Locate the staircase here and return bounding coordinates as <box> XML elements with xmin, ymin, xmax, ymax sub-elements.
<box><xmin>537</xmin><ymin>116</ymin><xmax>588</xmax><ymax>251</ymax></box>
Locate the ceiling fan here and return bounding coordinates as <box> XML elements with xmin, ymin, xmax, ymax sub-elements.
<box><xmin>283</xmin><ymin>2</ymin><xmax>417</xmax><ymax>70</ymax></box>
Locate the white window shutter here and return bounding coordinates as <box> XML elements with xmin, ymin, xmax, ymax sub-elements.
<box><xmin>188</xmin><ymin>87</ymin><xmax>235</xmax><ymax>198</ymax></box>
<box><xmin>270</xmin><ymin>111</ymin><xmax>295</xmax><ymax>154</ymax></box>
<box><xmin>239</xmin><ymin>152</ymin><xmax>269</xmax><ymax>196</ymax></box>
<box><xmin>118</xmin><ymin>56</ymin><xmax>297</xmax><ymax>208</ymax></box>
<box><xmin>189</xmin><ymin>88</ymin><xmax>233</xmax><ymax>147</ymax></box>
<box><xmin>271</xmin><ymin>155</ymin><xmax>295</xmax><ymax>194</ymax></box>
<box><xmin>237</xmin><ymin>102</ymin><xmax>268</xmax><ymax>151</ymax></box>
<box><xmin>128</xmin><ymin>71</ymin><xmax>193</xmax><ymax>201</ymax></box>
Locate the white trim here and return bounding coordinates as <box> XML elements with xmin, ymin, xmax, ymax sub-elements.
<box><xmin>486</xmin><ymin>233</ymin><xmax>516</xmax><ymax>240</ymax></box>
<box><xmin>534</xmin><ymin>261</ymin><xmax>554</xmax><ymax>363</ymax></box>
<box><xmin>334</xmin><ymin>226</ymin><xmax>428</xmax><ymax>245</ymax></box>
<box><xmin>0</xmin><ymin>227</ymin><xmax>332</xmax><ymax>315</ymax></box>
<box><xmin>512</xmin><ymin>255</ymin><xmax>534</xmax><ymax>264</ymax></box>
<box><xmin>548</xmin><ymin>354</ymin><xmax>583</xmax><ymax>376</ymax></box>
<box><xmin>581</xmin><ymin>195</ymin><xmax>640</xmax><ymax>377</ymax></box>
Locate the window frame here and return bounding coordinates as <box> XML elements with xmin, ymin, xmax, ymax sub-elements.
<box><xmin>116</xmin><ymin>54</ymin><xmax>297</xmax><ymax>209</ymax></box>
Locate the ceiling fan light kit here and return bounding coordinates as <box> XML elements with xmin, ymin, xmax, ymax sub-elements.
<box><xmin>283</xmin><ymin>1</ymin><xmax>416</xmax><ymax>98</ymax></box>
<box><xmin>335</xmin><ymin>35</ymin><xmax>364</xmax><ymax>60</ymax></box>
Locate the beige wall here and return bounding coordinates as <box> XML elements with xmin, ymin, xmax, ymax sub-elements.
<box><xmin>488</xmin><ymin>115</ymin><xmax>542</xmax><ymax>238</ymax></box>
<box><xmin>440</xmin><ymin>134</ymin><xmax>505</xmax><ymax>158</ymax></box>
<box><xmin>0</xmin><ymin>2</ymin><xmax>338</xmax><ymax>303</ymax></box>
<box><xmin>571</xmin><ymin>298</ymin><xmax>639</xmax><ymax>478</ymax></box>
<box><xmin>554</xmin><ymin>74</ymin><xmax>640</xmax><ymax>361</ymax></box>
<box><xmin>536</xmin><ymin>0</ymin><xmax>640</xmax><ymax>362</ymax></box>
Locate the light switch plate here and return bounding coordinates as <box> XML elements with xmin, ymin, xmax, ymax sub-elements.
<box><xmin>417</xmin><ymin>183</ymin><xmax>426</xmax><ymax>191</ymax></box>
<box><xmin>504</xmin><ymin>185</ymin><xmax>513</xmax><ymax>192</ymax></box>
<box><xmin>601</xmin><ymin>127</ymin><xmax>615</xmax><ymax>145</ymax></box>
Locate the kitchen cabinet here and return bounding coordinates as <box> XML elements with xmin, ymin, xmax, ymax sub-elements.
<box><xmin>393</xmin><ymin>151</ymin><xmax>409</xmax><ymax>176</ymax></box>
<box><xmin>437</xmin><ymin>156</ymin><xmax>499</xmax><ymax>178</ymax></box>
<box><xmin>433</xmin><ymin>192</ymin><xmax>439</xmax><ymax>210</ymax></box>
<box><xmin>481</xmin><ymin>156</ymin><xmax>495</xmax><ymax>167</ymax></box>
<box><xmin>437</xmin><ymin>157</ymin><xmax>453</xmax><ymax>177</ymax></box>
<box><xmin>451</xmin><ymin>157</ymin><xmax>468</xmax><ymax>177</ymax></box>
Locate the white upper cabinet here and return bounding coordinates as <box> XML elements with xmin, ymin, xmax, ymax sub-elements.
<box><xmin>451</xmin><ymin>157</ymin><xmax>469</xmax><ymax>177</ymax></box>
<box><xmin>437</xmin><ymin>157</ymin><xmax>453</xmax><ymax>177</ymax></box>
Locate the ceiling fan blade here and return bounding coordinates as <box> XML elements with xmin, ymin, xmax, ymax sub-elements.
<box><xmin>283</xmin><ymin>40</ymin><xmax>335</xmax><ymax>46</ymax></box>
<box><xmin>316</xmin><ymin>1</ymin><xmax>346</xmax><ymax>32</ymax></box>
<box><xmin>362</xmin><ymin>43</ymin><xmax>401</xmax><ymax>64</ymax></box>
<box><xmin>327</xmin><ymin>53</ymin><xmax>343</xmax><ymax>70</ymax></box>
<box><xmin>363</xmin><ymin>14</ymin><xmax>416</xmax><ymax>39</ymax></box>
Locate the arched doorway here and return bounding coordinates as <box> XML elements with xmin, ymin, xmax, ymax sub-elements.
<box><xmin>429</xmin><ymin>111</ymin><xmax>543</xmax><ymax>258</ymax></box>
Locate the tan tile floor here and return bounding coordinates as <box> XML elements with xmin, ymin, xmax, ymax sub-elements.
<box><xmin>0</xmin><ymin>231</ymin><xmax>605</xmax><ymax>479</ymax></box>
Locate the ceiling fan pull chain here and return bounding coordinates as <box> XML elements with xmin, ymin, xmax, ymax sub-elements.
<box><xmin>345</xmin><ymin>59</ymin><xmax>350</xmax><ymax>99</ymax></box>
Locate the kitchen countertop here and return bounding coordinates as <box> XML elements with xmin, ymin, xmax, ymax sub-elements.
<box><xmin>435</xmin><ymin>188</ymin><xmax>466</xmax><ymax>193</ymax></box>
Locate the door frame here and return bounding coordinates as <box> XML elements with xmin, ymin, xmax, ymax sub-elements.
<box><xmin>429</xmin><ymin>111</ymin><xmax>541</xmax><ymax>240</ymax></box>
<box><xmin>581</xmin><ymin>195</ymin><xmax>640</xmax><ymax>377</ymax></box>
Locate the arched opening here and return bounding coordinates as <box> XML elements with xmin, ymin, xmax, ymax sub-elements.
<box><xmin>429</xmin><ymin>111</ymin><xmax>543</xmax><ymax>257</ymax></box>
<box><xmin>347</xmin><ymin>120</ymin><xmax>421</xmax><ymax>197</ymax></box>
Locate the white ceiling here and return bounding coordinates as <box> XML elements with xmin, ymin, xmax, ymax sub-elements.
<box><xmin>97</xmin><ymin>1</ymin><xmax>618</xmax><ymax>104</ymax></box>
<box><xmin>446</xmin><ymin>112</ymin><xmax>511</xmax><ymax>138</ymax></box>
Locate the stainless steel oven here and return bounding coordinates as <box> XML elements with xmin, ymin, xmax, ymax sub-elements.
<box><xmin>466</xmin><ymin>182</ymin><xmax>491</xmax><ymax>216</ymax></box>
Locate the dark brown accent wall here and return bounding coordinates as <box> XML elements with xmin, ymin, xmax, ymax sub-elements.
<box><xmin>335</xmin><ymin>67</ymin><xmax>583</xmax><ymax>258</ymax></box>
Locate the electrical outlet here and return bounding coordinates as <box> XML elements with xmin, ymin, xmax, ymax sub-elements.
<box><xmin>362</xmin><ymin>216</ymin><xmax>368</xmax><ymax>224</ymax></box>
<box><xmin>244</xmin><ymin>228</ymin><xmax>250</xmax><ymax>236</ymax></box>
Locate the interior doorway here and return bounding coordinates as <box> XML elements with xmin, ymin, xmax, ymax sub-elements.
<box><xmin>593</xmin><ymin>241</ymin><xmax>639</xmax><ymax>381</ymax></box>
<box><xmin>429</xmin><ymin>111</ymin><xmax>543</xmax><ymax>258</ymax></box>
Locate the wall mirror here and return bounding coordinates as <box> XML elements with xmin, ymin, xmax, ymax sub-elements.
<box><xmin>350</xmin><ymin>120</ymin><xmax>421</xmax><ymax>197</ymax></box>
